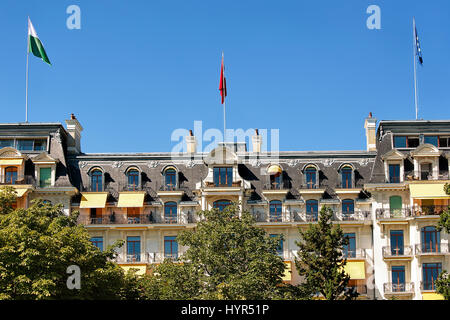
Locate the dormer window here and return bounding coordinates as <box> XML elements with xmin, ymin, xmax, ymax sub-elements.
<box><xmin>126</xmin><ymin>169</ymin><xmax>140</xmax><ymax>191</ymax></box>
<box><xmin>39</xmin><ymin>167</ymin><xmax>51</xmax><ymax>188</ymax></box>
<box><xmin>420</xmin><ymin>163</ymin><xmax>432</xmax><ymax>180</ymax></box>
<box><xmin>389</xmin><ymin>164</ymin><xmax>400</xmax><ymax>183</ymax></box>
<box><xmin>213</xmin><ymin>167</ymin><xmax>232</xmax><ymax>187</ymax></box>
<box><xmin>90</xmin><ymin>169</ymin><xmax>103</xmax><ymax>192</ymax></box>
<box><xmin>267</xmin><ymin>165</ymin><xmax>283</xmax><ymax>189</ymax></box>
<box><xmin>5</xmin><ymin>167</ymin><xmax>18</xmax><ymax>184</ymax></box>
<box><xmin>305</xmin><ymin>166</ymin><xmax>317</xmax><ymax>189</ymax></box>
<box><xmin>164</xmin><ymin>167</ymin><xmax>177</xmax><ymax>190</ymax></box>
<box><xmin>393</xmin><ymin>136</ymin><xmax>419</xmax><ymax>148</ymax></box>
<box><xmin>340</xmin><ymin>166</ymin><xmax>353</xmax><ymax>189</ymax></box>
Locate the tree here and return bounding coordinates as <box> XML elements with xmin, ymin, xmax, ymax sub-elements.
<box><xmin>434</xmin><ymin>184</ymin><xmax>450</xmax><ymax>299</ymax></box>
<box><xmin>294</xmin><ymin>206</ymin><xmax>358</xmax><ymax>300</ymax></box>
<box><xmin>0</xmin><ymin>187</ymin><xmax>141</xmax><ymax>300</ymax></box>
<box><xmin>161</xmin><ymin>203</ymin><xmax>288</xmax><ymax>299</ymax></box>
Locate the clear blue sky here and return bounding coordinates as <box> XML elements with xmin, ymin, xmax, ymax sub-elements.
<box><xmin>1</xmin><ymin>0</ymin><xmax>450</xmax><ymax>153</ymax></box>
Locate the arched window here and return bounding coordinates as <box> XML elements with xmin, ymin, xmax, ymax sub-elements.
<box><xmin>305</xmin><ymin>166</ymin><xmax>317</xmax><ymax>189</ymax></box>
<box><xmin>342</xmin><ymin>199</ymin><xmax>355</xmax><ymax>220</ymax></box>
<box><xmin>341</xmin><ymin>166</ymin><xmax>353</xmax><ymax>188</ymax></box>
<box><xmin>306</xmin><ymin>200</ymin><xmax>318</xmax><ymax>222</ymax></box>
<box><xmin>213</xmin><ymin>199</ymin><xmax>231</xmax><ymax>212</ymax></box>
<box><xmin>90</xmin><ymin>169</ymin><xmax>103</xmax><ymax>192</ymax></box>
<box><xmin>269</xmin><ymin>200</ymin><xmax>282</xmax><ymax>222</ymax></box>
<box><xmin>164</xmin><ymin>202</ymin><xmax>178</xmax><ymax>224</ymax></box>
<box><xmin>127</xmin><ymin>169</ymin><xmax>140</xmax><ymax>191</ymax></box>
<box><xmin>164</xmin><ymin>168</ymin><xmax>177</xmax><ymax>190</ymax></box>
<box><xmin>421</xmin><ymin>226</ymin><xmax>440</xmax><ymax>253</ymax></box>
<box><xmin>5</xmin><ymin>166</ymin><xmax>18</xmax><ymax>184</ymax></box>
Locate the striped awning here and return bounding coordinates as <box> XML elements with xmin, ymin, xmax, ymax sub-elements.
<box><xmin>344</xmin><ymin>261</ymin><xmax>366</xmax><ymax>280</ymax></box>
<box><xmin>80</xmin><ymin>193</ymin><xmax>108</xmax><ymax>208</ymax></box>
<box><xmin>409</xmin><ymin>183</ymin><xmax>450</xmax><ymax>199</ymax></box>
<box><xmin>267</xmin><ymin>165</ymin><xmax>282</xmax><ymax>175</ymax></box>
<box><xmin>117</xmin><ymin>192</ymin><xmax>145</xmax><ymax>208</ymax></box>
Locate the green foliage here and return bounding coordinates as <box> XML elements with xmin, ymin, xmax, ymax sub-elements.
<box><xmin>146</xmin><ymin>203</ymin><xmax>288</xmax><ymax>299</ymax></box>
<box><xmin>294</xmin><ymin>206</ymin><xmax>358</xmax><ymax>300</ymax></box>
<box><xmin>0</xmin><ymin>197</ymin><xmax>140</xmax><ymax>300</ymax></box>
<box><xmin>436</xmin><ymin>271</ymin><xmax>450</xmax><ymax>300</ymax></box>
<box><xmin>0</xmin><ymin>186</ymin><xmax>17</xmax><ymax>215</ymax></box>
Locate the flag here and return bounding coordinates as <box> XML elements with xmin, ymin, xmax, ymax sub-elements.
<box><xmin>414</xmin><ymin>20</ymin><xmax>423</xmax><ymax>65</ymax></box>
<box><xmin>219</xmin><ymin>54</ymin><xmax>227</xmax><ymax>104</ymax></box>
<box><xmin>28</xmin><ymin>18</ymin><xmax>51</xmax><ymax>65</ymax></box>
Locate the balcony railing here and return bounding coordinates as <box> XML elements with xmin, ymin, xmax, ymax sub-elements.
<box><xmin>376</xmin><ymin>208</ymin><xmax>412</xmax><ymax>219</ymax></box>
<box><xmin>159</xmin><ymin>183</ymin><xmax>180</xmax><ymax>191</ymax></box>
<box><xmin>343</xmin><ymin>248</ymin><xmax>366</xmax><ymax>260</ymax></box>
<box><xmin>384</xmin><ymin>282</ymin><xmax>415</xmax><ymax>294</ymax></box>
<box><xmin>263</xmin><ymin>182</ymin><xmax>289</xmax><ymax>190</ymax></box>
<box><xmin>0</xmin><ymin>174</ymin><xmax>35</xmax><ymax>185</ymax></box>
<box><xmin>345</xmin><ymin>284</ymin><xmax>367</xmax><ymax>295</ymax></box>
<box><xmin>413</xmin><ymin>205</ymin><xmax>449</xmax><ymax>216</ymax></box>
<box><xmin>78</xmin><ymin>212</ymin><xmax>189</xmax><ymax>225</ymax></box>
<box><xmin>299</xmin><ymin>183</ymin><xmax>321</xmax><ymax>190</ymax></box>
<box><xmin>415</xmin><ymin>243</ymin><xmax>449</xmax><ymax>255</ymax></box>
<box><xmin>382</xmin><ymin>246</ymin><xmax>414</xmax><ymax>258</ymax></box>
<box><xmin>119</xmin><ymin>182</ymin><xmax>144</xmax><ymax>192</ymax></box>
<box><xmin>334</xmin><ymin>211</ymin><xmax>371</xmax><ymax>222</ymax></box>
<box><xmin>204</xmin><ymin>180</ymin><xmax>242</xmax><ymax>188</ymax></box>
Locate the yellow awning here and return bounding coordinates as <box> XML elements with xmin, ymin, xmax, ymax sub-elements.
<box><xmin>267</xmin><ymin>165</ymin><xmax>282</xmax><ymax>175</ymax></box>
<box><xmin>79</xmin><ymin>192</ymin><xmax>108</xmax><ymax>208</ymax></box>
<box><xmin>409</xmin><ymin>183</ymin><xmax>450</xmax><ymax>199</ymax></box>
<box><xmin>344</xmin><ymin>261</ymin><xmax>366</xmax><ymax>280</ymax></box>
<box><xmin>15</xmin><ymin>188</ymin><xmax>29</xmax><ymax>198</ymax></box>
<box><xmin>117</xmin><ymin>192</ymin><xmax>145</xmax><ymax>208</ymax></box>
<box><xmin>282</xmin><ymin>261</ymin><xmax>292</xmax><ymax>281</ymax></box>
<box><xmin>422</xmin><ymin>292</ymin><xmax>445</xmax><ymax>300</ymax></box>
<box><xmin>0</xmin><ymin>159</ymin><xmax>23</xmax><ymax>166</ymax></box>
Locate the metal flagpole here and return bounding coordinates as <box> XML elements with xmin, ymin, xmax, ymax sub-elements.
<box><xmin>25</xmin><ymin>17</ymin><xmax>30</xmax><ymax>123</ymax></box>
<box><xmin>413</xmin><ymin>17</ymin><xmax>419</xmax><ymax>120</ymax></box>
<box><xmin>222</xmin><ymin>52</ymin><xmax>226</xmax><ymax>142</ymax></box>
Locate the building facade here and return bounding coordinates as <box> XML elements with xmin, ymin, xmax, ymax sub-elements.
<box><xmin>0</xmin><ymin>113</ymin><xmax>448</xmax><ymax>300</ymax></box>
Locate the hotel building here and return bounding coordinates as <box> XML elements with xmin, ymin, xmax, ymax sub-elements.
<box><xmin>0</xmin><ymin>113</ymin><xmax>448</xmax><ymax>300</ymax></box>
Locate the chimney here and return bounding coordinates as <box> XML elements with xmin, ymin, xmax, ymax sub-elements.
<box><xmin>186</xmin><ymin>129</ymin><xmax>197</xmax><ymax>154</ymax></box>
<box><xmin>252</xmin><ymin>129</ymin><xmax>262</xmax><ymax>153</ymax></box>
<box><xmin>364</xmin><ymin>112</ymin><xmax>377</xmax><ymax>152</ymax></box>
<box><xmin>65</xmin><ymin>113</ymin><xmax>83</xmax><ymax>154</ymax></box>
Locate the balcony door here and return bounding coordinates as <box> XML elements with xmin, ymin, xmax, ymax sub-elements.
<box><xmin>213</xmin><ymin>167</ymin><xmax>233</xmax><ymax>187</ymax></box>
<box><xmin>420</xmin><ymin>163</ymin><xmax>432</xmax><ymax>180</ymax></box>
<box><xmin>390</xmin><ymin>230</ymin><xmax>404</xmax><ymax>256</ymax></box>
<box><xmin>343</xmin><ymin>233</ymin><xmax>356</xmax><ymax>258</ymax></box>
<box><xmin>392</xmin><ymin>266</ymin><xmax>406</xmax><ymax>292</ymax></box>
<box><xmin>389</xmin><ymin>196</ymin><xmax>402</xmax><ymax>217</ymax></box>
<box><xmin>127</xmin><ymin>236</ymin><xmax>141</xmax><ymax>262</ymax></box>
<box><xmin>421</xmin><ymin>226</ymin><xmax>440</xmax><ymax>253</ymax></box>
<box><xmin>5</xmin><ymin>166</ymin><xmax>18</xmax><ymax>184</ymax></box>
<box><xmin>422</xmin><ymin>263</ymin><xmax>442</xmax><ymax>290</ymax></box>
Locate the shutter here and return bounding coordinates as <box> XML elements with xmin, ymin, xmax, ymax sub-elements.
<box><xmin>39</xmin><ymin>168</ymin><xmax>51</xmax><ymax>187</ymax></box>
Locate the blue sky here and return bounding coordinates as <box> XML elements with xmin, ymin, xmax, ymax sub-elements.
<box><xmin>1</xmin><ymin>0</ymin><xmax>450</xmax><ymax>153</ymax></box>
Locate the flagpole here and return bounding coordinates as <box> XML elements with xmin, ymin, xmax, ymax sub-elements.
<box><xmin>26</xmin><ymin>17</ymin><xmax>30</xmax><ymax>123</ymax></box>
<box><xmin>413</xmin><ymin>17</ymin><xmax>419</xmax><ymax>120</ymax></box>
<box><xmin>222</xmin><ymin>52</ymin><xmax>226</xmax><ymax>142</ymax></box>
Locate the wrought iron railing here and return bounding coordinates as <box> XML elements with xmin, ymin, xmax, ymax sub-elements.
<box><xmin>384</xmin><ymin>282</ymin><xmax>415</xmax><ymax>294</ymax></box>
<box><xmin>263</xmin><ymin>182</ymin><xmax>289</xmax><ymax>190</ymax></box>
<box><xmin>382</xmin><ymin>245</ymin><xmax>414</xmax><ymax>258</ymax></box>
<box><xmin>334</xmin><ymin>211</ymin><xmax>371</xmax><ymax>221</ymax></box>
<box><xmin>376</xmin><ymin>208</ymin><xmax>412</xmax><ymax>219</ymax></box>
<box><xmin>413</xmin><ymin>205</ymin><xmax>449</xmax><ymax>216</ymax></box>
<box><xmin>343</xmin><ymin>248</ymin><xmax>366</xmax><ymax>259</ymax></box>
<box><xmin>415</xmin><ymin>242</ymin><xmax>449</xmax><ymax>255</ymax></box>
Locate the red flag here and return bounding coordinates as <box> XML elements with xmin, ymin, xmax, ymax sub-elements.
<box><xmin>219</xmin><ymin>54</ymin><xmax>227</xmax><ymax>104</ymax></box>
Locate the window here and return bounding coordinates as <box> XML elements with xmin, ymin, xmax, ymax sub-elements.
<box><xmin>438</xmin><ymin>136</ymin><xmax>450</xmax><ymax>148</ymax></box>
<box><xmin>341</xmin><ymin>167</ymin><xmax>353</xmax><ymax>188</ymax></box>
<box><xmin>389</xmin><ymin>164</ymin><xmax>400</xmax><ymax>183</ymax></box>
<box><xmin>392</xmin><ymin>266</ymin><xmax>406</xmax><ymax>292</ymax></box>
<box><xmin>269</xmin><ymin>234</ymin><xmax>283</xmax><ymax>257</ymax></box>
<box><xmin>213</xmin><ymin>199</ymin><xmax>231</xmax><ymax>212</ymax></box>
<box><xmin>164</xmin><ymin>236</ymin><xmax>178</xmax><ymax>259</ymax></box>
<box><xmin>90</xmin><ymin>237</ymin><xmax>103</xmax><ymax>251</ymax></box>
<box><xmin>5</xmin><ymin>167</ymin><xmax>18</xmax><ymax>184</ymax></box>
<box><xmin>393</xmin><ymin>136</ymin><xmax>419</xmax><ymax>148</ymax></box>
<box><xmin>89</xmin><ymin>208</ymin><xmax>103</xmax><ymax>224</ymax></box>
<box><xmin>90</xmin><ymin>169</ymin><xmax>103</xmax><ymax>192</ymax></box>
<box><xmin>423</xmin><ymin>263</ymin><xmax>442</xmax><ymax>290</ymax></box>
<box><xmin>343</xmin><ymin>233</ymin><xmax>356</xmax><ymax>258</ymax></box>
<box><xmin>424</xmin><ymin>136</ymin><xmax>438</xmax><ymax>147</ymax></box>
<box><xmin>421</xmin><ymin>226</ymin><xmax>440</xmax><ymax>253</ymax></box>
<box><xmin>17</xmin><ymin>140</ymin><xmax>34</xmax><ymax>151</ymax></box>
<box><xmin>0</xmin><ymin>140</ymin><xmax>14</xmax><ymax>148</ymax></box>
<box><xmin>127</xmin><ymin>169</ymin><xmax>139</xmax><ymax>191</ymax></box>
<box><xmin>127</xmin><ymin>236</ymin><xmax>141</xmax><ymax>262</ymax></box>
<box><xmin>213</xmin><ymin>167</ymin><xmax>233</xmax><ymax>187</ymax></box>
<box><xmin>127</xmin><ymin>207</ymin><xmax>140</xmax><ymax>223</ymax></box>
<box><xmin>164</xmin><ymin>168</ymin><xmax>177</xmax><ymax>190</ymax></box>
<box><xmin>305</xmin><ymin>167</ymin><xmax>317</xmax><ymax>189</ymax></box>
<box><xmin>420</xmin><ymin>163</ymin><xmax>432</xmax><ymax>180</ymax></box>
<box><xmin>164</xmin><ymin>202</ymin><xmax>177</xmax><ymax>223</ymax></box>
<box><xmin>389</xmin><ymin>196</ymin><xmax>402</xmax><ymax>216</ymax></box>
<box><xmin>390</xmin><ymin>230</ymin><xmax>404</xmax><ymax>256</ymax></box>
<box><xmin>269</xmin><ymin>200</ymin><xmax>282</xmax><ymax>222</ymax></box>
<box><xmin>342</xmin><ymin>199</ymin><xmax>354</xmax><ymax>220</ymax></box>
<box><xmin>33</xmin><ymin>139</ymin><xmax>47</xmax><ymax>151</ymax></box>
<box><xmin>270</xmin><ymin>172</ymin><xmax>282</xmax><ymax>189</ymax></box>
<box><xmin>39</xmin><ymin>167</ymin><xmax>51</xmax><ymax>188</ymax></box>
<box><xmin>306</xmin><ymin>199</ymin><xmax>318</xmax><ymax>221</ymax></box>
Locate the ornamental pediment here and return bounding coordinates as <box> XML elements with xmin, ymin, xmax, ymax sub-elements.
<box><xmin>410</xmin><ymin>143</ymin><xmax>442</xmax><ymax>157</ymax></box>
<box><xmin>381</xmin><ymin>149</ymin><xmax>407</xmax><ymax>161</ymax></box>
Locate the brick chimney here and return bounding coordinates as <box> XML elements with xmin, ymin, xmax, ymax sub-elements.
<box><xmin>252</xmin><ymin>129</ymin><xmax>262</xmax><ymax>153</ymax></box>
<box><xmin>65</xmin><ymin>113</ymin><xmax>83</xmax><ymax>154</ymax></box>
<box><xmin>364</xmin><ymin>112</ymin><xmax>377</xmax><ymax>152</ymax></box>
<box><xmin>186</xmin><ymin>129</ymin><xmax>197</xmax><ymax>154</ymax></box>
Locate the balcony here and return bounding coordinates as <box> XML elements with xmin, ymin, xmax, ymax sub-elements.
<box><xmin>384</xmin><ymin>282</ymin><xmax>415</xmax><ymax>295</ymax></box>
<box><xmin>413</xmin><ymin>205</ymin><xmax>449</xmax><ymax>217</ymax></box>
<box><xmin>263</xmin><ymin>181</ymin><xmax>289</xmax><ymax>191</ymax></box>
<box><xmin>376</xmin><ymin>208</ymin><xmax>412</xmax><ymax>219</ymax></box>
<box><xmin>204</xmin><ymin>180</ymin><xmax>242</xmax><ymax>188</ymax></box>
<box><xmin>343</xmin><ymin>249</ymin><xmax>367</xmax><ymax>260</ymax></box>
<box><xmin>382</xmin><ymin>246</ymin><xmax>414</xmax><ymax>259</ymax></box>
<box><xmin>252</xmin><ymin>211</ymin><xmax>292</xmax><ymax>223</ymax></box>
<box><xmin>334</xmin><ymin>211</ymin><xmax>371</xmax><ymax>222</ymax></box>
<box><xmin>119</xmin><ymin>182</ymin><xmax>145</xmax><ymax>192</ymax></box>
<box><xmin>78</xmin><ymin>212</ymin><xmax>190</xmax><ymax>225</ymax></box>
<box><xmin>0</xmin><ymin>174</ymin><xmax>35</xmax><ymax>185</ymax></box>
<box><xmin>415</xmin><ymin>243</ymin><xmax>449</xmax><ymax>255</ymax></box>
